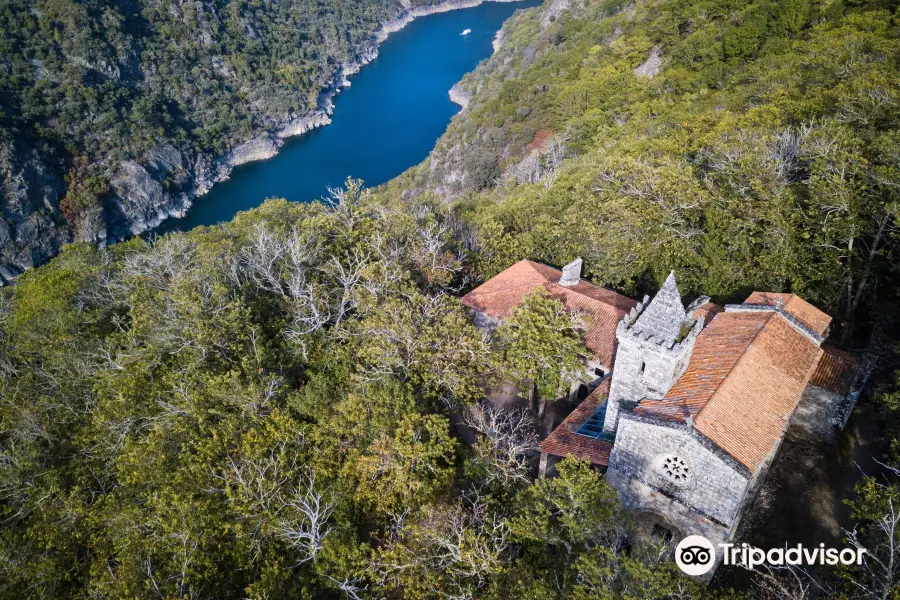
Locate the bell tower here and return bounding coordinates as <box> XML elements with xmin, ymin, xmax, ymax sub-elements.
<box><xmin>603</xmin><ymin>272</ymin><xmax>702</xmax><ymax>433</ymax></box>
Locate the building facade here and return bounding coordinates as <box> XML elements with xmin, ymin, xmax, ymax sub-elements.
<box><xmin>460</xmin><ymin>257</ymin><xmax>637</xmax><ymax>401</ymax></box>
<box><xmin>463</xmin><ymin>259</ymin><xmax>868</xmax><ymax>576</ymax></box>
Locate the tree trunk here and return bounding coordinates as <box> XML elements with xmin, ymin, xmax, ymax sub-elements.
<box><xmin>842</xmin><ymin>214</ymin><xmax>891</xmax><ymax>345</ymax></box>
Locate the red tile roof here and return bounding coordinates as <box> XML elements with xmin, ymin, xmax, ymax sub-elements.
<box><xmin>743</xmin><ymin>292</ymin><xmax>832</xmax><ymax>337</ymax></box>
<box><xmin>633</xmin><ymin>312</ymin><xmax>771</xmax><ymax>423</ymax></box>
<box><xmin>461</xmin><ymin>260</ymin><xmax>636</xmax><ymax>367</ymax></box>
<box><xmin>539</xmin><ymin>379</ymin><xmax>613</xmax><ymax>466</ymax></box>
<box><xmin>634</xmin><ymin>308</ymin><xmax>826</xmax><ymax>472</ymax></box>
<box><xmin>691</xmin><ymin>301</ymin><xmax>724</xmax><ymax>326</ymax></box>
<box><xmin>809</xmin><ymin>347</ymin><xmax>862</xmax><ymax>395</ymax></box>
<box><xmin>692</xmin><ymin>315</ymin><xmax>823</xmax><ymax>471</ymax></box>
<box><xmin>537</xmin><ymin>285</ymin><xmax>852</xmax><ymax>473</ymax></box>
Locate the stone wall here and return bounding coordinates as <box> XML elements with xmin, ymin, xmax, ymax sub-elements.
<box><xmin>604</xmin><ymin>326</ymin><xmax>697</xmax><ymax>432</ymax></box>
<box><xmin>472</xmin><ymin>310</ymin><xmax>502</xmax><ymax>333</ymax></box>
<box><xmin>608</xmin><ymin>467</ymin><xmax>731</xmax><ymax>579</ymax></box>
<box><xmin>608</xmin><ymin>415</ymin><xmax>750</xmax><ymax>527</ymax></box>
<box><xmin>790</xmin><ymin>385</ymin><xmax>847</xmax><ymax>444</ymax></box>
<box><xmin>566</xmin><ymin>358</ymin><xmax>608</xmax><ymax>400</ymax></box>
<box><xmin>607</xmin><ymin>467</ymin><xmax>731</xmax><ymax>543</ymax></box>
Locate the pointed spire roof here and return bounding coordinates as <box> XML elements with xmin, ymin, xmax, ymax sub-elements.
<box><xmin>630</xmin><ymin>271</ymin><xmax>689</xmax><ymax>345</ymax></box>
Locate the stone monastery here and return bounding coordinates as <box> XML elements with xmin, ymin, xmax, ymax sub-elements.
<box><xmin>462</xmin><ymin>258</ymin><xmax>867</xmax><ymax>568</ymax></box>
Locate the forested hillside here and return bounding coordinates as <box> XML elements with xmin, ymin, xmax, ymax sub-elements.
<box><xmin>2</xmin><ymin>184</ymin><xmax>899</xmax><ymax>599</ymax></box>
<box><xmin>2</xmin><ymin>0</ymin><xmax>900</xmax><ymax>599</ymax></box>
<box><xmin>0</xmin><ymin>0</ymin><xmax>466</xmax><ymax>279</ymax></box>
<box><xmin>385</xmin><ymin>0</ymin><xmax>900</xmax><ymax>335</ymax></box>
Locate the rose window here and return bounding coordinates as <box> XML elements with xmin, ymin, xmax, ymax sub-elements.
<box><xmin>653</xmin><ymin>453</ymin><xmax>692</xmax><ymax>486</ymax></box>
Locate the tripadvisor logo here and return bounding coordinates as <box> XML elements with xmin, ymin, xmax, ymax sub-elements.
<box><xmin>674</xmin><ymin>535</ymin><xmax>868</xmax><ymax>577</ymax></box>
<box><xmin>675</xmin><ymin>535</ymin><xmax>716</xmax><ymax>576</ymax></box>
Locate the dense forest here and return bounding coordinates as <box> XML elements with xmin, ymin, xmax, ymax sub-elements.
<box><xmin>2</xmin><ymin>0</ymin><xmax>900</xmax><ymax>598</ymax></box>
<box><xmin>0</xmin><ymin>0</ymin><xmax>457</xmax><ymax>276</ymax></box>
<box><xmin>386</xmin><ymin>0</ymin><xmax>900</xmax><ymax>337</ymax></box>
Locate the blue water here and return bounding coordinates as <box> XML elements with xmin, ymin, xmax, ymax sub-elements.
<box><xmin>167</xmin><ymin>0</ymin><xmax>540</xmax><ymax>231</ymax></box>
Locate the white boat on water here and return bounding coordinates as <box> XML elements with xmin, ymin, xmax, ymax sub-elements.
<box><xmin>461</xmin><ymin>29</ymin><xmax>471</xmax><ymax>35</ymax></box>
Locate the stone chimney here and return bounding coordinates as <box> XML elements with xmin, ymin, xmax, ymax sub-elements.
<box><xmin>559</xmin><ymin>258</ymin><xmax>583</xmax><ymax>287</ymax></box>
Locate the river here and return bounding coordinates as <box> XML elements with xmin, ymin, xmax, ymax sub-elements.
<box><xmin>162</xmin><ymin>0</ymin><xmax>541</xmax><ymax>232</ymax></box>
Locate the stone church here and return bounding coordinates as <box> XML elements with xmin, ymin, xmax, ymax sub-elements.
<box><xmin>462</xmin><ymin>258</ymin><xmax>867</xmax><ymax>572</ymax></box>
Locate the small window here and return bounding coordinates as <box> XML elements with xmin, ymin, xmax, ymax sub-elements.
<box><xmin>639</xmin><ymin>361</ymin><xmax>646</xmax><ymax>375</ymax></box>
<box><xmin>594</xmin><ymin>367</ymin><xmax>605</xmax><ymax>378</ymax></box>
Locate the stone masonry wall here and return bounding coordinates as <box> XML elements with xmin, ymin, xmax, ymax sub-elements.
<box><xmin>790</xmin><ymin>385</ymin><xmax>854</xmax><ymax>444</ymax></box>
<box><xmin>608</xmin><ymin>416</ymin><xmax>750</xmax><ymax>527</ymax></box>
<box><xmin>603</xmin><ymin>332</ymin><xmax>697</xmax><ymax>432</ymax></box>
<box><xmin>472</xmin><ymin>310</ymin><xmax>502</xmax><ymax>333</ymax></box>
<box><xmin>607</xmin><ymin>467</ymin><xmax>731</xmax><ymax>545</ymax></box>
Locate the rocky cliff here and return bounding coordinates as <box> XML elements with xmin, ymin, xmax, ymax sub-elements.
<box><xmin>407</xmin><ymin>0</ymin><xmax>579</xmax><ymax>197</ymax></box>
<box><xmin>0</xmin><ymin>0</ymin><xmax>533</xmax><ymax>283</ymax></box>
<box><xmin>449</xmin><ymin>83</ymin><xmax>473</xmax><ymax>109</ymax></box>
<box><xmin>0</xmin><ymin>135</ymin><xmax>70</xmax><ymax>284</ymax></box>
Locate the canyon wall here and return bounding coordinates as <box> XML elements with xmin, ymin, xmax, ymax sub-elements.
<box><xmin>0</xmin><ymin>0</ymin><xmax>532</xmax><ymax>282</ymax></box>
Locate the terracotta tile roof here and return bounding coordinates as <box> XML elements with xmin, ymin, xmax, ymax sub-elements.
<box><xmin>692</xmin><ymin>315</ymin><xmax>823</xmax><ymax>471</ymax></box>
<box><xmin>633</xmin><ymin>309</ymin><xmax>827</xmax><ymax>472</ymax></box>
<box><xmin>633</xmin><ymin>312</ymin><xmax>771</xmax><ymax>423</ymax></box>
<box><xmin>461</xmin><ymin>260</ymin><xmax>637</xmax><ymax>367</ymax></box>
<box><xmin>743</xmin><ymin>292</ymin><xmax>832</xmax><ymax>337</ymax></box>
<box><xmin>690</xmin><ymin>301</ymin><xmax>724</xmax><ymax>328</ymax></box>
<box><xmin>539</xmin><ymin>379</ymin><xmax>613</xmax><ymax>466</ymax></box>
<box><xmin>809</xmin><ymin>347</ymin><xmax>862</xmax><ymax>395</ymax></box>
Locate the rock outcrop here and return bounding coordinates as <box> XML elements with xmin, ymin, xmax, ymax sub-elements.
<box><xmin>449</xmin><ymin>82</ymin><xmax>473</xmax><ymax>109</ymax></box>
<box><xmin>276</xmin><ymin>113</ymin><xmax>333</xmax><ymax>139</ymax></box>
<box><xmin>541</xmin><ymin>0</ymin><xmax>583</xmax><ymax>28</ymax></box>
<box><xmin>634</xmin><ymin>46</ymin><xmax>663</xmax><ymax>79</ymax></box>
<box><xmin>107</xmin><ymin>159</ymin><xmax>186</xmax><ymax>240</ymax></box>
<box><xmin>0</xmin><ymin>136</ymin><xmax>70</xmax><ymax>283</ymax></box>
<box><xmin>492</xmin><ymin>25</ymin><xmax>506</xmax><ymax>53</ymax></box>
<box><xmin>226</xmin><ymin>136</ymin><xmax>283</xmax><ymax>167</ymax></box>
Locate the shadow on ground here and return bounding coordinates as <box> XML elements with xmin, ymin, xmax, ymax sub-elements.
<box><xmin>715</xmin><ymin>411</ymin><xmax>882</xmax><ymax>588</ymax></box>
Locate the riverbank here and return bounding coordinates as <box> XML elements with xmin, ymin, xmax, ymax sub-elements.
<box><xmin>148</xmin><ymin>0</ymin><xmax>541</xmax><ymax>234</ymax></box>
<box><xmin>229</xmin><ymin>0</ymin><xmax>531</xmax><ymax>162</ymax></box>
<box><xmin>0</xmin><ymin>0</ymin><xmax>537</xmax><ymax>283</ymax></box>
<box><xmin>269</xmin><ymin>0</ymin><xmax>527</xmax><ymax>153</ymax></box>
<box><xmin>118</xmin><ymin>0</ymin><xmax>532</xmax><ymax>242</ymax></box>
<box><xmin>375</xmin><ymin>0</ymin><xmax>524</xmax><ymax>44</ymax></box>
